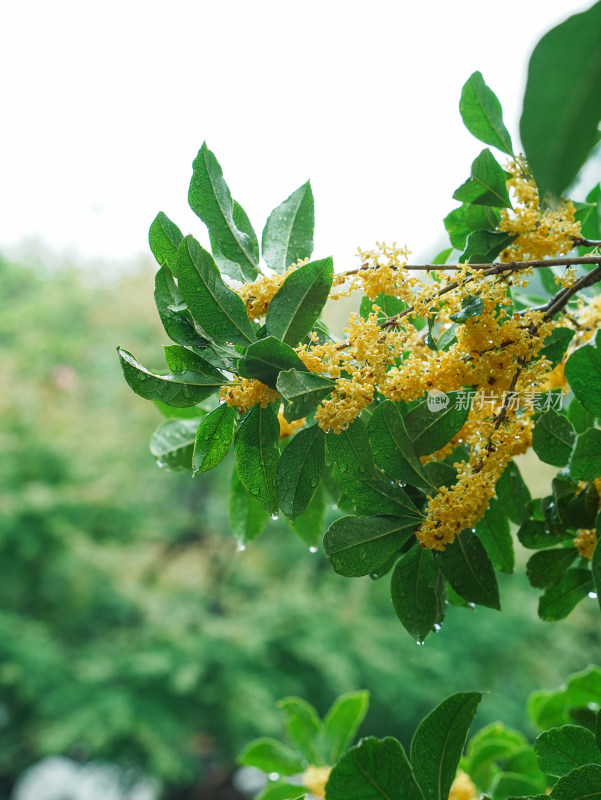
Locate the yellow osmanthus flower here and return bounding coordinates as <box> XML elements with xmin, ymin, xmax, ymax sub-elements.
<box><xmin>498</xmin><ymin>155</ymin><xmax>580</xmax><ymax>262</ymax></box>
<box><xmin>574</xmin><ymin>528</ymin><xmax>597</xmax><ymax>560</ymax></box>
<box><xmin>332</xmin><ymin>242</ymin><xmax>414</xmax><ymax>301</ymax></box>
<box><xmin>312</xmin><ymin>311</ymin><xmax>408</xmax><ymax>433</ymax></box>
<box><xmin>219</xmin><ymin>377</ymin><xmax>279</xmax><ymax>413</ymax></box>
<box><xmin>302</xmin><ymin>765</ymin><xmax>331</xmax><ymax>799</ymax></box>
<box><xmin>417</xmin><ymin>412</ymin><xmax>534</xmax><ymax>550</ymax></box>
<box><xmin>235</xmin><ymin>258</ymin><xmax>309</xmax><ymax>320</ymax></box>
<box><xmin>448</xmin><ymin>769</ymin><xmax>478</xmax><ymax>800</ymax></box>
<box><xmin>315</xmin><ymin>372</ymin><xmax>375</xmax><ymax>434</ymax></box>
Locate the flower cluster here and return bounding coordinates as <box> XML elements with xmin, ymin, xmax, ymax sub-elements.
<box><xmin>417</xmin><ymin>412</ymin><xmax>533</xmax><ymax>550</ymax></box>
<box><xmin>302</xmin><ymin>766</ymin><xmax>331</xmax><ymax>799</ymax></box>
<box><xmin>448</xmin><ymin>770</ymin><xmax>478</xmax><ymax>800</ymax></box>
<box><xmin>574</xmin><ymin>528</ymin><xmax>597</xmax><ymax>560</ymax></box>
<box><xmin>219</xmin><ymin>377</ymin><xmax>279</xmax><ymax>413</ymax></box>
<box><xmin>498</xmin><ymin>156</ymin><xmax>580</xmax><ymax>262</ymax></box>
<box><xmin>236</xmin><ymin>257</ymin><xmax>309</xmax><ymax>319</ymax></box>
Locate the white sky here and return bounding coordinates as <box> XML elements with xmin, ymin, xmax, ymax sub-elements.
<box><xmin>1</xmin><ymin>0</ymin><xmax>592</xmax><ymax>271</ymax></box>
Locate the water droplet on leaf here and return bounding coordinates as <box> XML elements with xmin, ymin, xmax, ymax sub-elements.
<box><xmin>309</xmin><ymin>546</ymin><xmax>318</xmax><ymax>553</ymax></box>
<box><xmin>237</xmin><ymin>544</ymin><xmax>246</xmax><ymax>552</ymax></box>
<box><xmin>589</xmin><ymin>591</ymin><xmax>598</xmax><ymax>599</ymax></box>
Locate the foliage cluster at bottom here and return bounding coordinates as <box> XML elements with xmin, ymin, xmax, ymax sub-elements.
<box><xmin>240</xmin><ymin>665</ymin><xmax>601</xmax><ymax>800</ymax></box>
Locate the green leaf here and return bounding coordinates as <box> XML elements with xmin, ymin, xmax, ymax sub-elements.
<box><xmin>532</xmin><ymin>410</ymin><xmax>576</xmax><ymax>467</ymax></box>
<box><xmin>149</xmin><ymin>418</ymin><xmax>199</xmax><ymax>470</ymax></box>
<box><xmin>452</xmin><ymin>149</ymin><xmax>512</xmax><ymax>208</ymax></box>
<box><xmin>540</xmin><ymin>328</ymin><xmax>575</xmax><ymax>370</ymax></box>
<box><xmin>163</xmin><ymin>345</ymin><xmax>226</xmax><ymax>379</ymax></box>
<box><xmin>262</xmin><ymin>182</ymin><xmax>315</xmax><ymax>274</ymax></box>
<box><xmin>326</xmin><ymin>737</ymin><xmax>423</xmax><ymax>800</ymax></box>
<box><xmin>475</xmin><ymin>498</ymin><xmax>514</xmax><ymax>573</ymax></box>
<box><xmin>238</xmin><ymin>737</ymin><xmax>305</xmax><ymax>776</ymax></box>
<box><xmin>360</xmin><ymin>293</ymin><xmax>407</xmax><ymax>321</ymax></box>
<box><xmin>235</xmin><ymin>404</ymin><xmax>280</xmax><ymax>515</ymax></box>
<box><xmin>323</xmin><ymin>514</ymin><xmax>419</xmax><ymax>578</ymax></box>
<box><xmin>154</xmin><ymin>264</ymin><xmax>207</xmax><ymax>347</ymax></box>
<box><xmin>266</xmin><ymin>257</ymin><xmax>333</xmax><ymax>346</ymax></box>
<box><xmin>326</xmin><ymin>418</ymin><xmax>375</xmax><ymax>479</ymax></box>
<box><xmin>490</xmin><ymin>773</ymin><xmax>546</xmax><ymax>798</ymax></box>
<box><xmin>239</xmin><ymin>337</ymin><xmax>308</xmax><ymax>390</ymax></box>
<box><xmin>565</xmin><ymin>336</ymin><xmax>601</xmax><ymax>417</ymax></box>
<box><xmin>411</xmin><ymin>692</ymin><xmax>482</xmax><ymax>800</ymax></box>
<box><xmin>192</xmin><ymin>404</ymin><xmax>237</xmax><ymax>475</ymax></box>
<box><xmin>534</xmin><ymin>725</ymin><xmax>600</xmax><ymax>778</ymax></box>
<box><xmin>276</xmin><ymin>425</ymin><xmax>325</xmax><ymax>520</ymax></box>
<box><xmin>538</xmin><ymin>568</ymin><xmax>594</xmax><ymax>621</ymax></box>
<box><xmin>548</xmin><ymin>764</ymin><xmax>601</xmax><ymax>800</ymax></box>
<box><xmin>154</xmin><ymin>400</ymin><xmax>211</xmax><ymax>419</ymax></box>
<box><xmin>444</xmin><ymin>207</ymin><xmax>471</xmax><ymax>251</ymax></box>
<box><xmin>526</xmin><ymin>548</ymin><xmax>578</xmax><ymax>590</ymax></box>
<box><xmin>597</xmin><ymin>709</ymin><xmax>601</xmax><ymax>752</ymax></box>
<box><xmin>423</xmin><ymin>461</ymin><xmax>457</xmax><ymax>488</ymax></box>
<box><xmin>277</xmin><ymin>697</ymin><xmax>323</xmax><ymax>766</ymax></box>
<box><xmin>288</xmin><ymin>483</ymin><xmax>325</xmax><ymax>548</ymax></box>
<box><xmin>403</xmin><ymin>391</ymin><xmax>470</xmax><ymax>455</ymax></box>
<box><xmin>321</xmin><ymin>691</ymin><xmax>369</xmax><ymax>764</ymax></box>
<box><xmin>276</xmin><ymin>370</ymin><xmax>335</xmax><ymax>421</ymax></box>
<box><xmin>332</xmin><ymin>467</ymin><xmax>421</xmax><ymax>517</ymax></box>
<box><xmin>229</xmin><ymin>469</ymin><xmax>269</xmax><ymax>546</ymax></box>
<box><xmin>256</xmin><ymin>783</ymin><xmax>307</xmax><ymax>800</ymax></box>
<box><xmin>593</xmin><ymin>534</ymin><xmax>601</xmax><ymax>613</ymax></box>
<box><xmin>566</xmin><ymin>665</ymin><xmax>601</xmax><ymax>708</ymax></box>
<box><xmin>581</xmin><ymin>184</ymin><xmax>601</xmax><ymax>242</ymax></box>
<box><xmin>175</xmin><ymin>236</ymin><xmax>255</xmax><ymax>347</ymax></box>
<box><xmin>569</xmin><ymin>429</ymin><xmax>601</xmax><ymax>481</ymax></box>
<box><xmin>518</xmin><ymin>520</ymin><xmax>572</xmax><ymax>550</ymax></box>
<box><xmin>520</xmin><ymin>2</ymin><xmax>601</xmax><ymax>198</ymax></box>
<box><xmin>368</xmin><ymin>401</ymin><xmax>433</xmax><ymax>490</ymax></box>
<box><xmin>459</xmin><ymin>72</ymin><xmax>513</xmax><ymax>156</ymax></box>
<box><xmin>149</xmin><ymin>211</ymin><xmax>184</xmax><ymax>267</ymax></box>
<box><xmin>463</xmin><ymin>723</ymin><xmax>529</xmax><ymax>789</ymax></box>
<box><xmin>459</xmin><ymin>230</ymin><xmax>514</xmax><ymax>264</ymax></box>
<box><xmin>210</xmin><ymin>200</ymin><xmax>260</xmax><ymax>282</ymax></box>
<box><xmin>391</xmin><ymin>546</ymin><xmax>441</xmax><ymax>643</ymax></box>
<box><xmin>568</xmin><ymin>397</ymin><xmax>596</xmax><ymax>434</ymax></box>
<box><xmin>431</xmin><ymin>247</ymin><xmax>453</xmax><ymax>266</ymax></box>
<box><xmin>188</xmin><ymin>142</ymin><xmax>258</xmax><ymax>280</ymax></box>
<box><xmin>495</xmin><ymin>462</ymin><xmax>531</xmax><ymax>524</ymax></box>
<box><xmin>440</xmin><ymin>530</ymin><xmax>500</xmax><ymax>609</ymax></box>
<box><xmin>117</xmin><ymin>347</ymin><xmax>224</xmax><ymax>408</ymax></box>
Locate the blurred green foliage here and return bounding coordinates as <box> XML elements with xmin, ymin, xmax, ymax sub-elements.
<box><xmin>1</xmin><ymin>252</ymin><xmax>601</xmax><ymax>796</ymax></box>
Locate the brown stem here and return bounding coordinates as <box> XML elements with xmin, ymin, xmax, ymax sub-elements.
<box><xmin>340</xmin><ymin>255</ymin><xmax>601</xmax><ymax>276</ymax></box>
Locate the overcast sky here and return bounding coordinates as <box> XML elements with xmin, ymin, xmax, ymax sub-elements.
<box><xmin>1</xmin><ymin>0</ymin><xmax>591</xmax><ymax>271</ymax></box>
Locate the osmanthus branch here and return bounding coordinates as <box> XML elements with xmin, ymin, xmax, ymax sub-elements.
<box><xmin>572</xmin><ymin>237</ymin><xmax>601</xmax><ymax>248</ymax></box>
<box><xmin>379</xmin><ymin>256</ymin><xmax>601</xmax><ymax>331</ymax></box>
<box><xmin>542</xmin><ymin>262</ymin><xmax>601</xmax><ymax>320</ymax></box>
<box><xmin>333</xmin><ymin>256</ymin><xmax>601</xmax><ymax>351</ymax></box>
<box><xmin>341</xmin><ymin>255</ymin><xmax>601</xmax><ymax>276</ymax></box>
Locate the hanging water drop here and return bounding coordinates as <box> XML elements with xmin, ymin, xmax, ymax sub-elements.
<box><xmin>270</xmin><ymin>513</ymin><xmax>279</xmax><ymax>521</ymax></box>
<box><xmin>268</xmin><ymin>773</ymin><xmax>280</xmax><ymax>781</ymax></box>
<box><xmin>416</xmin><ymin>640</ymin><xmax>425</xmax><ymax>647</ymax></box>
<box><xmin>237</xmin><ymin>544</ymin><xmax>246</xmax><ymax>552</ymax></box>
<box><xmin>309</xmin><ymin>546</ymin><xmax>318</xmax><ymax>553</ymax></box>
<box><xmin>589</xmin><ymin>591</ymin><xmax>598</xmax><ymax>599</ymax></box>
<box><xmin>433</xmin><ymin>623</ymin><xmax>442</xmax><ymax>633</ymax></box>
